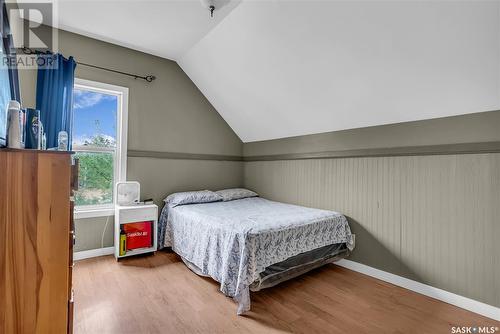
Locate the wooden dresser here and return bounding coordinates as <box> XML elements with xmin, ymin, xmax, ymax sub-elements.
<box><xmin>0</xmin><ymin>149</ymin><xmax>76</xmax><ymax>334</ymax></box>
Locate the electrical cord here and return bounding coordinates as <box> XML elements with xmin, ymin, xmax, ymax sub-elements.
<box><xmin>101</xmin><ymin>215</ymin><xmax>111</xmax><ymax>248</ymax></box>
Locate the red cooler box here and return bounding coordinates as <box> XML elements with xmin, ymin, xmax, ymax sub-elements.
<box><xmin>123</xmin><ymin>221</ymin><xmax>153</xmax><ymax>250</ymax></box>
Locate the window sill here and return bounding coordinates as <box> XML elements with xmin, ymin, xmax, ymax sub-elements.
<box><xmin>74</xmin><ymin>207</ymin><xmax>115</xmax><ymax>220</ymax></box>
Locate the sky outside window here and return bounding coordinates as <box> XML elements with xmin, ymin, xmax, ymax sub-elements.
<box><xmin>72</xmin><ymin>89</ymin><xmax>117</xmax><ymax>147</ymax></box>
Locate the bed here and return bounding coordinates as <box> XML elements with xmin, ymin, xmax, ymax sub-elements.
<box><xmin>158</xmin><ymin>190</ymin><xmax>354</xmax><ymax>314</ymax></box>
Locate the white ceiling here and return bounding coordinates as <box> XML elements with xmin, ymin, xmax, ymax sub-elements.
<box><xmin>52</xmin><ymin>0</ymin><xmax>241</xmax><ymax>60</ymax></box>
<box><xmin>180</xmin><ymin>1</ymin><xmax>500</xmax><ymax>142</ymax></box>
<box><xmin>52</xmin><ymin>1</ymin><xmax>500</xmax><ymax>142</ymax></box>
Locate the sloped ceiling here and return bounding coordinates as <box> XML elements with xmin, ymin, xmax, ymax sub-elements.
<box><xmin>179</xmin><ymin>1</ymin><xmax>500</xmax><ymax>142</ymax></box>
<box><xmin>51</xmin><ymin>0</ymin><xmax>241</xmax><ymax>60</ymax></box>
<box><xmin>47</xmin><ymin>1</ymin><xmax>500</xmax><ymax>143</ymax></box>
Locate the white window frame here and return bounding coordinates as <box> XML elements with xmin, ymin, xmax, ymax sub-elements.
<box><xmin>73</xmin><ymin>78</ymin><xmax>128</xmax><ymax>219</ymax></box>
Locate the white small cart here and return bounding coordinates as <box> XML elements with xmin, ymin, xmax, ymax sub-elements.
<box><xmin>114</xmin><ymin>182</ymin><xmax>158</xmax><ymax>259</ymax></box>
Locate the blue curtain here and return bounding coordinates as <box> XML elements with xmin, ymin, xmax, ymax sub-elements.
<box><xmin>36</xmin><ymin>53</ymin><xmax>76</xmax><ymax>149</ymax></box>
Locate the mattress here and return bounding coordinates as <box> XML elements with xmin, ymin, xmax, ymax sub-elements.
<box><xmin>158</xmin><ymin>197</ymin><xmax>354</xmax><ymax>314</ymax></box>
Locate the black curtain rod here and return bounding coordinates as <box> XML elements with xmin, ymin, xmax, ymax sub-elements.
<box><xmin>21</xmin><ymin>47</ymin><xmax>156</xmax><ymax>82</ymax></box>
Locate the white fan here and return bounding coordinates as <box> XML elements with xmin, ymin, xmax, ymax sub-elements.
<box><xmin>116</xmin><ymin>181</ymin><xmax>140</xmax><ymax>206</ymax></box>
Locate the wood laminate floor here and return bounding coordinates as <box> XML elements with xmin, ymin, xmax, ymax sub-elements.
<box><xmin>73</xmin><ymin>251</ymin><xmax>499</xmax><ymax>334</ymax></box>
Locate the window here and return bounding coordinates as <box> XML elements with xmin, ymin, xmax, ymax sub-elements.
<box><xmin>72</xmin><ymin>79</ymin><xmax>128</xmax><ymax>218</ymax></box>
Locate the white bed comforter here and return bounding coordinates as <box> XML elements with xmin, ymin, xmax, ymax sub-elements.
<box><xmin>159</xmin><ymin>197</ymin><xmax>354</xmax><ymax>314</ymax></box>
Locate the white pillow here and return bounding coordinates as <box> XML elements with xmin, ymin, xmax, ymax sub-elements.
<box><xmin>164</xmin><ymin>190</ymin><xmax>222</xmax><ymax>207</ymax></box>
<box><xmin>215</xmin><ymin>188</ymin><xmax>258</xmax><ymax>202</ymax></box>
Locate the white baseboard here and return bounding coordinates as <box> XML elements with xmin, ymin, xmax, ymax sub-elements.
<box><xmin>335</xmin><ymin>259</ymin><xmax>500</xmax><ymax>321</ymax></box>
<box><xmin>74</xmin><ymin>246</ymin><xmax>114</xmax><ymax>261</ymax></box>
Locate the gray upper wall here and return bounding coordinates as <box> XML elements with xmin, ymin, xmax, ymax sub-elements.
<box><xmin>18</xmin><ymin>26</ymin><xmax>243</xmax><ymax>156</ymax></box>
<box><xmin>243</xmin><ymin>110</ymin><xmax>500</xmax><ymax>157</ymax></box>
